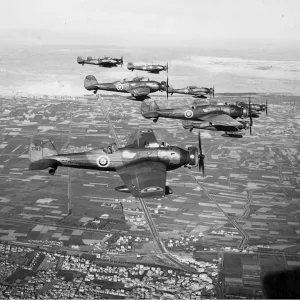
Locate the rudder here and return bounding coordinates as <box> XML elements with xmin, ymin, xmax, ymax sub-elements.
<box><xmin>141</xmin><ymin>100</ymin><xmax>160</xmax><ymax>118</ymax></box>
<box><xmin>149</xmin><ymin>100</ymin><xmax>160</xmax><ymax>112</ymax></box>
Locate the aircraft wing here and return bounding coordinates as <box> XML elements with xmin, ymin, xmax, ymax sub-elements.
<box><xmin>148</xmin><ymin>70</ymin><xmax>160</xmax><ymax>74</ymax></box>
<box><xmin>128</xmin><ymin>87</ymin><xmax>151</xmax><ymax>97</ymax></box>
<box><xmin>99</xmin><ymin>61</ymin><xmax>116</xmax><ymax>67</ymax></box>
<box><xmin>125</xmin><ymin>129</ymin><xmax>158</xmax><ymax>148</ymax></box>
<box><xmin>116</xmin><ymin>161</ymin><xmax>166</xmax><ymax>198</ymax></box>
<box><xmin>193</xmin><ymin>91</ymin><xmax>207</xmax><ymax>96</ymax></box>
<box><xmin>201</xmin><ymin>113</ymin><xmax>242</xmax><ymax>127</ymax></box>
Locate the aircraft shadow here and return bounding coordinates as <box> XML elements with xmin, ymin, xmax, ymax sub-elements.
<box><xmin>262</xmin><ymin>268</ymin><xmax>300</xmax><ymax>299</ymax></box>
<box><xmin>221</xmin><ymin>133</ymin><xmax>243</xmax><ymax>138</ymax></box>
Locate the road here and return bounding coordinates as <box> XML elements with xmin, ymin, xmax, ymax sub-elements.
<box><xmin>185</xmin><ymin>168</ymin><xmax>249</xmax><ymax>251</ymax></box>
<box><xmin>236</xmin><ymin>162</ymin><xmax>284</xmax><ymax>248</ymax></box>
<box><xmin>60</xmin><ymin>104</ymin><xmax>74</xmax><ymax>215</ymax></box>
<box><xmin>98</xmin><ymin>95</ymin><xmax>197</xmax><ymax>274</ymax></box>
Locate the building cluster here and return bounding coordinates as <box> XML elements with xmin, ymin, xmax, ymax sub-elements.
<box><xmin>0</xmin><ymin>243</ymin><xmax>217</xmax><ymax>299</ymax></box>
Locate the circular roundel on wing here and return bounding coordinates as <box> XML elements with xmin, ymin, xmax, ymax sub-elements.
<box><xmin>141</xmin><ymin>186</ymin><xmax>164</xmax><ymax>193</ymax></box>
<box><xmin>143</xmin><ymin>66</ymin><xmax>147</xmax><ymax>70</ymax></box>
<box><xmin>116</xmin><ymin>84</ymin><xmax>123</xmax><ymax>90</ymax></box>
<box><xmin>184</xmin><ymin>88</ymin><xmax>189</xmax><ymax>93</ymax></box>
<box><xmin>96</xmin><ymin>155</ymin><xmax>110</xmax><ymax>167</ymax></box>
<box><xmin>184</xmin><ymin>110</ymin><xmax>194</xmax><ymax>118</ymax></box>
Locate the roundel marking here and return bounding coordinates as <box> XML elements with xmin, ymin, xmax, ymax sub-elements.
<box><xmin>141</xmin><ymin>186</ymin><xmax>164</xmax><ymax>193</ymax></box>
<box><xmin>184</xmin><ymin>88</ymin><xmax>189</xmax><ymax>93</ymax></box>
<box><xmin>116</xmin><ymin>84</ymin><xmax>123</xmax><ymax>90</ymax></box>
<box><xmin>96</xmin><ymin>155</ymin><xmax>110</xmax><ymax>167</ymax></box>
<box><xmin>185</xmin><ymin>110</ymin><xmax>193</xmax><ymax>118</ymax></box>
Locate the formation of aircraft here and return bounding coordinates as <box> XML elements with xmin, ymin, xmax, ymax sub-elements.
<box><xmin>77</xmin><ymin>56</ymin><xmax>123</xmax><ymax>68</ymax></box>
<box><xmin>127</xmin><ymin>62</ymin><xmax>168</xmax><ymax>74</ymax></box>
<box><xmin>27</xmin><ymin>54</ymin><xmax>269</xmax><ymax>199</ymax></box>
<box><xmin>84</xmin><ymin>75</ymin><xmax>168</xmax><ymax>101</ymax></box>
<box><xmin>168</xmin><ymin>85</ymin><xmax>215</xmax><ymax>98</ymax></box>
<box><xmin>141</xmin><ymin>99</ymin><xmax>253</xmax><ymax>135</ymax></box>
<box><xmin>28</xmin><ymin>129</ymin><xmax>205</xmax><ymax>198</ymax></box>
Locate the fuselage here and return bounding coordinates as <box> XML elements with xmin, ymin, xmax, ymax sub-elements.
<box><xmin>87</xmin><ymin>80</ymin><xmax>163</xmax><ymax>94</ymax></box>
<box><xmin>45</xmin><ymin>145</ymin><xmax>191</xmax><ymax>172</ymax></box>
<box><xmin>128</xmin><ymin>65</ymin><xmax>166</xmax><ymax>73</ymax></box>
<box><xmin>79</xmin><ymin>57</ymin><xmax>121</xmax><ymax>67</ymax></box>
<box><xmin>170</xmin><ymin>87</ymin><xmax>211</xmax><ymax>97</ymax></box>
<box><xmin>144</xmin><ymin>104</ymin><xmax>248</xmax><ymax>121</ymax></box>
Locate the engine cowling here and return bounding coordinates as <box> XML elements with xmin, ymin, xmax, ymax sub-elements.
<box><xmin>160</xmin><ymin>81</ymin><xmax>167</xmax><ymax>91</ymax></box>
<box><xmin>238</xmin><ymin>120</ymin><xmax>250</xmax><ymax>130</ymax></box>
<box><xmin>187</xmin><ymin>147</ymin><xmax>199</xmax><ymax>167</ymax></box>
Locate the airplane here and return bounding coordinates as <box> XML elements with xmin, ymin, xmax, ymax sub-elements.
<box><xmin>236</xmin><ymin>99</ymin><xmax>268</xmax><ymax>116</ymax></box>
<box><xmin>84</xmin><ymin>75</ymin><xmax>168</xmax><ymax>101</ymax></box>
<box><xmin>168</xmin><ymin>85</ymin><xmax>215</xmax><ymax>99</ymax></box>
<box><xmin>28</xmin><ymin>129</ymin><xmax>205</xmax><ymax>198</ymax></box>
<box><xmin>77</xmin><ymin>56</ymin><xmax>123</xmax><ymax>68</ymax></box>
<box><xmin>127</xmin><ymin>62</ymin><xmax>168</xmax><ymax>74</ymax></box>
<box><xmin>141</xmin><ymin>100</ymin><xmax>253</xmax><ymax>135</ymax></box>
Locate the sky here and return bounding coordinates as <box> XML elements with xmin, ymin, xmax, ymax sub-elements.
<box><xmin>0</xmin><ymin>0</ymin><xmax>300</xmax><ymax>46</ymax></box>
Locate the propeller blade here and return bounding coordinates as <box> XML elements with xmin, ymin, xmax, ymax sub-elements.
<box><xmin>200</xmin><ymin>159</ymin><xmax>205</xmax><ymax>177</ymax></box>
<box><xmin>212</xmin><ymin>85</ymin><xmax>215</xmax><ymax>98</ymax></box>
<box><xmin>166</xmin><ymin>62</ymin><xmax>169</xmax><ymax>100</ymax></box>
<box><xmin>266</xmin><ymin>99</ymin><xmax>268</xmax><ymax>116</ymax></box>
<box><xmin>198</xmin><ymin>131</ymin><xmax>205</xmax><ymax>176</ymax></box>
<box><xmin>249</xmin><ymin>97</ymin><xmax>253</xmax><ymax>135</ymax></box>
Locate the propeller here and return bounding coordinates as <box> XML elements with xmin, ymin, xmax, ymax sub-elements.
<box><xmin>198</xmin><ymin>131</ymin><xmax>205</xmax><ymax>176</ymax></box>
<box><xmin>166</xmin><ymin>62</ymin><xmax>169</xmax><ymax>100</ymax></box>
<box><xmin>120</xmin><ymin>56</ymin><xmax>123</xmax><ymax>67</ymax></box>
<box><xmin>248</xmin><ymin>97</ymin><xmax>253</xmax><ymax>135</ymax></box>
<box><xmin>265</xmin><ymin>99</ymin><xmax>268</xmax><ymax>116</ymax></box>
<box><xmin>208</xmin><ymin>85</ymin><xmax>215</xmax><ymax>101</ymax></box>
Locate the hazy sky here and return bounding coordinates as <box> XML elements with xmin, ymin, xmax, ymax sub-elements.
<box><xmin>1</xmin><ymin>0</ymin><xmax>300</xmax><ymax>46</ymax></box>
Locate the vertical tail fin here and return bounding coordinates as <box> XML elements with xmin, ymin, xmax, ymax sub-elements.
<box><xmin>77</xmin><ymin>56</ymin><xmax>85</xmax><ymax>64</ymax></box>
<box><xmin>141</xmin><ymin>100</ymin><xmax>160</xmax><ymax>118</ymax></box>
<box><xmin>28</xmin><ymin>138</ymin><xmax>59</xmax><ymax>170</ymax></box>
<box><xmin>29</xmin><ymin>139</ymin><xmax>58</xmax><ymax>162</ymax></box>
<box><xmin>149</xmin><ymin>100</ymin><xmax>160</xmax><ymax>112</ymax></box>
<box><xmin>127</xmin><ymin>62</ymin><xmax>134</xmax><ymax>71</ymax></box>
<box><xmin>84</xmin><ymin>75</ymin><xmax>99</xmax><ymax>90</ymax></box>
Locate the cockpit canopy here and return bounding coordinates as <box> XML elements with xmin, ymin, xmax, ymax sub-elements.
<box><xmin>103</xmin><ymin>142</ymin><xmax>118</xmax><ymax>154</ymax></box>
<box><xmin>122</xmin><ymin>76</ymin><xmax>150</xmax><ymax>83</ymax></box>
<box><xmin>144</xmin><ymin>141</ymin><xmax>169</xmax><ymax>148</ymax></box>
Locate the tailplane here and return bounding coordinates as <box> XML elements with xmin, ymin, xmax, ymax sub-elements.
<box><xmin>28</xmin><ymin>138</ymin><xmax>58</xmax><ymax>170</ymax></box>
